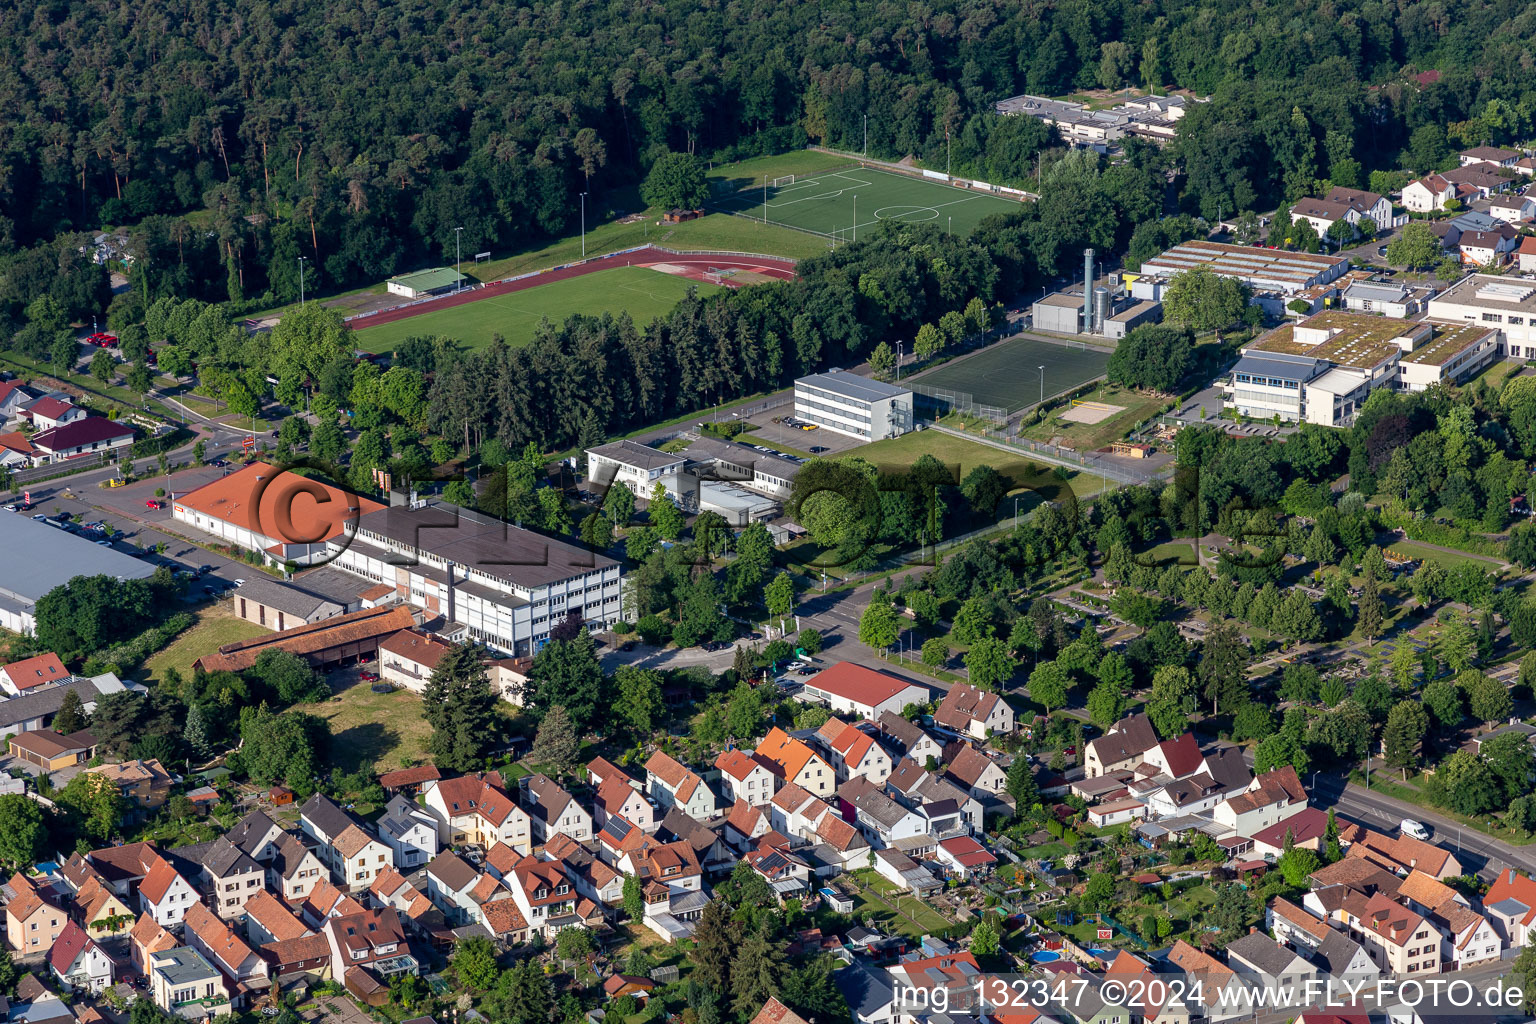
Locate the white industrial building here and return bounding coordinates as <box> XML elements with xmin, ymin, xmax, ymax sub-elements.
<box><xmin>1427</xmin><ymin>275</ymin><xmax>1536</xmax><ymax>360</ymax></box>
<box><xmin>585</xmin><ymin>439</ymin><xmax>686</xmax><ymax>498</ymax></box>
<box><xmin>1226</xmin><ymin>311</ymin><xmax>1498</xmax><ymax>426</ymax></box>
<box><xmin>585</xmin><ymin>433</ymin><xmax>802</xmax><ymax>526</ymax></box>
<box><xmin>1032</xmin><ymin>248</ymin><xmax>1164</xmax><ymax>338</ymax></box>
<box><xmin>0</xmin><ymin>512</ymin><xmax>158</xmax><ymax>635</ymax></box>
<box><xmin>792</xmin><ymin>370</ymin><xmax>913</xmax><ymax>441</ymax></box>
<box><xmin>325</xmin><ymin>500</ymin><xmax>623</xmax><ymax>657</ymax></box>
<box><xmin>1131</xmin><ymin>241</ymin><xmax>1351</xmax><ymax>317</ymax></box>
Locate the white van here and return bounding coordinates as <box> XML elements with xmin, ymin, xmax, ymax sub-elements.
<box><xmin>1400</xmin><ymin>819</ymin><xmax>1431</xmax><ymax>841</ymax></box>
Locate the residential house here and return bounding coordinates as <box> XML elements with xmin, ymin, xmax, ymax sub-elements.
<box><xmin>766</xmin><ymin>783</ymin><xmax>834</xmax><ymax>842</ymax></box>
<box><xmin>1104</xmin><ymin>950</ymin><xmax>1191</xmax><ymax>1024</ymax></box>
<box><xmin>715</xmin><ymin>748</ymin><xmax>778</xmax><ymax>806</ymax></box>
<box><xmin>885</xmin><ymin>759</ymin><xmax>983</xmax><ymax>835</ymax></box>
<box><xmin>1087</xmin><ymin>798</ymin><xmax>1145</xmax><ymax>828</ymax></box>
<box><xmin>149</xmin><ymin>947</ymin><xmax>230</xmax><ymax>1019</ymax></box>
<box><xmin>47</xmin><ymin>922</ymin><xmax>113</xmax><ymax>994</ymax></box>
<box><xmin>241</xmin><ymin>890</ymin><xmax>311</xmax><ymax>948</ymax></box>
<box><xmin>0</xmin><ymin>431</ymin><xmax>38</xmax><ymax>468</ymax></box>
<box><xmin>755</xmin><ymin>727</ymin><xmax>835</xmax><ymax>798</ymax></box>
<box><xmin>834</xmin><ymin>958</ymin><xmax>899</xmax><ymax>1024</ymax></box>
<box><xmin>1338</xmin><ymin>823</ymin><xmax>1463</xmax><ymax>878</ymax></box>
<box><xmin>588</xmin><ymin>759</ymin><xmax>656</xmax><ymax>834</ymax></box>
<box><xmin>743</xmin><ymin>839</ymin><xmax>812</xmax><ymax>904</ymax></box>
<box><xmin>595</xmin><ymin>814</ymin><xmax>653</xmax><ymax>866</ymax></box>
<box><xmin>541</xmin><ymin>833</ymin><xmax>625</xmax><ymax>910</ymax></box>
<box><xmin>376</xmin><ymin>630</ymin><xmax>451</xmax><ymax>694</ymax></box>
<box><xmin>1517</xmin><ymin>236</ymin><xmax>1536</xmax><ymax>273</ymax></box>
<box><xmin>1142</xmin><ymin>747</ymin><xmax>1251</xmax><ymax>819</ymax></box>
<box><xmin>0</xmin><ymin>653</ymin><xmax>69</xmax><ymax>695</ymax></box>
<box><xmin>942</xmin><ymin>745</ymin><xmax>1007</xmax><ymax>799</ymax></box>
<box><xmin>748</xmin><ymin>997</ymin><xmax>813</xmax><ymax>1024</ymax></box>
<box><xmin>129</xmin><ymin>912</ymin><xmax>178</xmax><ymax>975</ymax></box>
<box><xmin>1459</xmin><ymin>224</ymin><xmax>1519</xmax><ymax>266</ymax></box>
<box><xmin>0</xmin><ymin>381</ymin><xmax>43</xmax><ymax>422</ymax></box>
<box><xmin>1403</xmin><ymin>175</ymin><xmax>1455</xmax><ymax>213</ymax></box>
<box><xmin>796</xmin><ymin>662</ymin><xmax>927</xmax><ymax>720</ymax></box>
<box><xmin>5</xmin><ymin>873</ymin><xmax>66</xmax><ymax>954</ymax></box>
<box><xmin>259</xmin><ymin>933</ymin><xmax>334</xmax><ymax>984</ymax></box>
<box><xmin>1250</xmin><ymin>807</ymin><xmax>1329</xmax><ymax>860</ymax></box>
<box><xmin>1486</xmin><ymin>868</ymin><xmax>1536</xmax><ymax>947</ymax></box>
<box><xmin>267</xmin><ymin>834</ymin><xmax>328</xmax><ymax>902</ymax></box>
<box><xmin>1310</xmin><ymin>928</ymin><xmax>1380</xmax><ymax>981</ymax></box>
<box><xmin>83</xmin><ymin>759</ymin><xmax>173</xmax><ymax>810</ymax></box>
<box><xmin>933</xmin><ymin>836</ymin><xmax>996</xmax><ymax>881</ymax></box>
<box><xmin>844</xmin><ymin>779</ymin><xmax>929</xmax><ymax>849</ymax></box>
<box><xmin>813</xmin><ymin>811</ymin><xmax>871</xmax><ymax>869</ymax></box>
<box><xmin>1484</xmin><ymin>192</ymin><xmax>1536</xmax><ymax>222</ymax></box>
<box><xmin>293</xmin><ymin>878</ymin><xmax>366</xmax><ymax>931</ymax></box>
<box><xmin>178</xmin><ymin>837</ymin><xmax>264</xmax><ymax>920</ymax></box>
<box><xmin>25</xmin><ymin>397</ymin><xmax>86</xmax><ymax>432</ymax></box>
<box><xmin>1442</xmin><ymin>164</ymin><xmax>1514</xmax><ymax>199</ymax></box>
<box><xmin>320</xmin><ymin>909</ymin><xmax>417</xmax><ymax>996</ymax></box>
<box><xmin>643</xmin><ymin>752</ymin><xmax>718</xmax><ymax>819</ymax></box>
<box><xmin>1460</xmin><ymin>146</ymin><xmax>1522</xmax><ymax>167</ymax></box>
<box><xmin>505</xmin><ymin>858</ymin><xmax>581</xmax><ymax>940</ymax></box>
<box><xmin>1212</xmin><ymin>766</ymin><xmax>1308</xmax><ymax>837</ymax></box>
<box><xmin>630</xmin><ymin>841</ymin><xmax>706</xmax><ymax>927</ymax></box>
<box><xmin>873</xmin><ymin>712</ymin><xmax>944</xmax><ymax>766</ymax></box>
<box><xmin>656</xmin><ymin>807</ymin><xmax>735</xmax><ymax>875</ymax></box>
<box><xmin>1426</xmin><ymin>900</ymin><xmax>1501</xmax><ymax>969</ymax></box>
<box><xmin>72</xmin><ymin>876</ymin><xmax>134</xmax><ymax>940</ymax></box>
<box><xmin>377</xmin><ymin>795</ymin><xmax>439</xmax><ymax>871</ymax></box>
<box><xmin>1269</xmin><ymin>896</ymin><xmax>1335</xmax><ymax>951</ymax></box>
<box><xmin>299</xmin><ymin>793</ymin><xmax>395</xmax><ymax>889</ymax></box>
<box><xmin>1084</xmin><ymin>713</ymin><xmax>1158</xmax><ymax>778</ymax></box>
<box><xmin>813</xmin><ymin>718</ymin><xmax>892</xmax><ymax>784</ymax></box>
<box><xmin>377</xmin><ymin>765</ymin><xmax>441</xmax><ymax>797</ymax></box>
<box><xmin>1354</xmin><ymin>893</ymin><xmax>1440</xmax><ymax>974</ymax></box>
<box><xmin>368</xmin><ymin>868</ymin><xmax>442</xmax><ymax>936</ymax></box>
<box><xmin>520</xmin><ymin>774</ymin><xmax>594</xmax><ymax>845</ymax></box>
<box><xmin>182</xmin><ymin>904</ymin><xmax>268</xmax><ymax>1009</ymax></box>
<box><xmin>226</xmin><ymin>810</ymin><xmax>285</xmax><ymax>864</ymax></box>
<box><xmin>1163</xmin><ymin>940</ymin><xmax>1247</xmax><ymax>1023</ymax></box>
<box><xmin>421</xmin><ymin>773</ymin><xmax>533</xmax><ymax>854</ymax></box>
<box><xmin>933</xmin><ymin>682</ymin><xmax>1015</xmax><ymax>739</ymax></box>
<box><xmin>422</xmin><ymin>852</ymin><xmax>480</xmax><ymax>926</ymax></box>
<box><xmin>1225</xmin><ymin>931</ymin><xmax>1319</xmax><ymax>987</ymax></box>
<box><xmin>138</xmin><ymin>855</ymin><xmax>201</xmax><ymax>928</ymax></box>
<box><xmin>885</xmin><ymin>950</ymin><xmax>981</xmax><ymax>1019</ymax></box>
<box><xmin>723</xmin><ymin>800</ymin><xmax>771</xmax><ymax>852</ymax></box>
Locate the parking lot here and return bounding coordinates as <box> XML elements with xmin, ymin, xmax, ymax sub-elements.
<box><xmin>734</xmin><ymin>407</ymin><xmax>866</xmax><ymax>456</ymax></box>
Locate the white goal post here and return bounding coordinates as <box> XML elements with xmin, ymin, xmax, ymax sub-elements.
<box><xmin>771</xmin><ymin>175</ymin><xmax>795</xmax><ymax>188</ymax></box>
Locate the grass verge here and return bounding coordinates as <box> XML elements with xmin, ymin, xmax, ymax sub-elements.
<box><xmin>141</xmin><ymin>609</ymin><xmax>269</xmax><ymax>685</ymax></box>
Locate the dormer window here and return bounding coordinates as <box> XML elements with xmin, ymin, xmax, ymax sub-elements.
<box><xmin>556</xmin><ymin>884</ymin><xmax>569</xmax><ymax>894</ymax></box>
<box><xmin>535</xmin><ymin>888</ymin><xmax>549</xmax><ymax>899</ymax></box>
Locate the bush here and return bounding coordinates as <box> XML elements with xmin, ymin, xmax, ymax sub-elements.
<box><xmin>636</xmin><ymin>614</ymin><xmax>671</xmax><ymax>646</ymax></box>
<box><xmin>611</xmin><ymin>620</ymin><xmax>633</xmax><ymax>635</ymax></box>
<box><xmin>154</xmin><ymin>487</ymin><xmax>165</xmax><ymax>497</ymax></box>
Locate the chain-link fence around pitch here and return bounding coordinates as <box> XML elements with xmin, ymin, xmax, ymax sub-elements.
<box><xmin>909</xmin><ymin>383</ymin><xmax>1010</xmax><ymax>425</ymax></box>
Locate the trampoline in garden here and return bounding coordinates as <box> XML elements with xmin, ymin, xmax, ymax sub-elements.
<box><xmin>1030</xmin><ymin>951</ymin><xmax>1061</xmax><ymax>964</ymax></box>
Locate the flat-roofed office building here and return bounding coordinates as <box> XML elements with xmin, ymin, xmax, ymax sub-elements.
<box><xmin>1427</xmin><ymin>275</ymin><xmax>1536</xmax><ymax>360</ymax></box>
<box><xmin>793</xmin><ymin>370</ymin><xmax>913</xmax><ymax>441</ymax></box>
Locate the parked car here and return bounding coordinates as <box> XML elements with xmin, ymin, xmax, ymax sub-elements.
<box><xmin>808</xmin><ymin>446</ymin><xmax>829</xmax><ymax>453</ymax></box>
<box><xmin>31</xmin><ymin>513</ymin><xmax>47</xmax><ymax>520</ymax></box>
<box><xmin>233</xmin><ymin>578</ymin><xmax>247</xmax><ymax>587</ymax></box>
<box><xmin>85</xmin><ymin>332</ymin><xmax>117</xmax><ymax>347</ymax></box>
<box><xmin>1400</xmin><ymin>819</ymin><xmax>1432</xmax><ymax>841</ymax></box>
<box><xmin>144</xmin><ymin>499</ymin><xmax>164</xmax><ymax>510</ymax></box>
<box><xmin>1376</xmin><ymin>245</ymin><xmax>1390</xmax><ymax>258</ymax></box>
<box><xmin>360</xmin><ymin>671</ymin><xmax>380</xmax><ymax>682</ymax></box>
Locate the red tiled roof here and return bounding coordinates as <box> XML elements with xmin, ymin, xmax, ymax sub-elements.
<box><xmin>244</xmin><ymin>890</ymin><xmax>311</xmax><ymax>942</ymax></box>
<box><xmin>30</xmin><ymin>418</ymin><xmax>134</xmax><ymax>452</ymax></box>
<box><xmin>644</xmin><ymin>751</ymin><xmax>701</xmax><ymax>802</ymax></box>
<box><xmin>1487</xmin><ymin>869</ymin><xmax>1536</xmax><ymax>927</ymax></box>
<box><xmin>195</xmin><ymin>606</ymin><xmax>416</xmax><ymax>672</ymax></box>
<box><xmin>756</xmin><ymin>728</ymin><xmax>822</xmax><ymax>780</ymax></box>
<box><xmin>938</xmin><ymin>835</ymin><xmax>996</xmax><ymax>868</ymax></box>
<box><xmin>934</xmin><ymin>682</ymin><xmax>1000</xmax><ymax>729</ymax></box>
<box><xmin>1157</xmin><ymin>733</ymin><xmax>1204</xmax><ymax>778</ymax></box>
<box><xmin>1250</xmin><ymin>807</ymin><xmax>1328</xmax><ymax>849</ymax></box>
<box><xmin>48</xmin><ymin>920</ymin><xmax>96</xmax><ymax>975</ymax></box>
<box><xmin>174</xmin><ymin>461</ymin><xmax>384</xmax><ymax>546</ymax></box>
<box><xmin>2</xmin><ymin>652</ymin><xmax>68</xmax><ymax>690</ymax></box>
<box><xmin>748</xmin><ymin>997</ymin><xmax>812</xmax><ymax>1024</ymax></box>
<box><xmin>715</xmin><ymin>748</ymin><xmax>768</xmax><ymax>781</ymax></box>
<box><xmin>138</xmin><ymin>855</ymin><xmax>185</xmax><ymax>905</ymax></box>
<box><xmin>378</xmin><ymin>629</ymin><xmax>452</xmax><ymax>672</ymax></box>
<box><xmin>27</xmin><ymin>397</ymin><xmax>76</xmax><ymax>422</ymax></box>
<box><xmin>378</xmin><ymin>765</ymin><xmax>441</xmax><ymax>788</ymax></box>
<box><xmin>806</xmin><ymin>661</ymin><xmax>919</xmax><ymax>708</ymax></box>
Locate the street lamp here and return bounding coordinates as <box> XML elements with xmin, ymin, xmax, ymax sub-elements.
<box><xmin>453</xmin><ymin>227</ymin><xmax>463</xmax><ymax>292</ymax></box>
<box><xmin>298</xmin><ymin>256</ymin><xmax>308</xmax><ymax>306</ymax></box>
<box><xmin>580</xmin><ymin>193</ymin><xmax>588</xmax><ymax>259</ymax></box>
<box><xmin>1038</xmin><ymin>365</ymin><xmax>1045</xmax><ymax>405</ymax></box>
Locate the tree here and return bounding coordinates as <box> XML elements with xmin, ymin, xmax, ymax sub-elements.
<box><xmin>531</xmin><ymin>706</ymin><xmax>581</xmax><ymax>775</ymax></box>
<box><xmin>53</xmin><ymin>689</ymin><xmax>87</xmax><ymax>735</ymax></box>
<box><xmin>641</xmin><ymin>151</ymin><xmax>709</xmax><ymax>210</ymax></box>
<box><xmin>1387</xmin><ymin>223</ymin><xmax>1442</xmax><ymax>269</ymax></box>
<box><xmin>1162</xmin><ymin>265</ymin><xmax>1251</xmax><ymax>332</ymax></box>
<box><xmin>1086</xmin><ymin>680</ymin><xmax>1124</xmax><ymax>728</ymax></box>
<box><xmin>236</xmin><ymin>706</ymin><xmax>328</xmax><ymax>793</ymax></box>
<box><xmin>1382</xmin><ymin>700</ymin><xmax>1428</xmax><ymax>778</ymax></box>
<box><xmin>868</xmin><ymin>341</ymin><xmax>894</xmax><ymax>378</ymax></box>
<box><xmin>648</xmin><ymin>482</ymin><xmax>685</xmax><ymax>540</ymax></box>
<box><xmin>1028</xmin><ymin>661</ymin><xmax>1068</xmax><ymax>715</ymax></box>
<box><xmin>89</xmin><ymin>348</ymin><xmax>115</xmax><ymax>384</ymax></box>
<box><xmin>1198</xmin><ymin>623</ymin><xmax>1247</xmax><ymax>717</ymax></box>
<box><xmin>1356</xmin><ymin>574</ymin><xmax>1383</xmax><ymax>645</ymax></box>
<box><xmin>1146</xmin><ymin>664</ymin><xmax>1198</xmax><ymax>738</ymax></box>
<box><xmin>524</xmin><ymin>630</ymin><xmax>604</xmax><ymax>728</ymax></box>
<box><xmin>688</xmin><ymin>899</ymin><xmax>738</xmax><ymax>995</ymax></box>
<box><xmin>729</xmin><ymin>922</ymin><xmax>788</xmax><ymax>1019</ymax></box>
<box><xmin>0</xmin><ymin>796</ymin><xmax>46</xmax><ymax>873</ymax></box>
<box><xmin>964</xmin><ymin>636</ymin><xmax>1015</xmax><ymax>690</ymax></box>
<box><xmin>921</xmin><ymin>637</ymin><xmax>949</xmax><ymax>668</ymax></box>
<box><xmin>622</xmin><ymin>873</ymin><xmax>644</xmax><ymax>920</ymax></box>
<box><xmin>1481</xmin><ymin>730</ymin><xmax>1536</xmax><ymax>802</ymax></box>
<box><xmin>797</xmin><ymin>628</ymin><xmax>823</xmax><ymax>655</ymax></box>
<box><xmin>1278</xmin><ymin>845</ymin><xmax>1320</xmax><ymax>887</ymax></box>
<box><xmin>613</xmin><ymin>666</ymin><xmax>664</xmax><ymax>740</ymax></box>
<box><xmin>252</xmin><ymin>648</ymin><xmax>327</xmax><ymax>704</ymax></box>
<box><xmin>859</xmin><ymin>600</ymin><xmax>900</xmax><ymax>651</ymax></box>
<box><xmin>1083</xmin><ymin>872</ymin><xmax>1115</xmax><ymax>910</ymax></box>
<box><xmin>59</xmin><ymin>771</ymin><xmax>128</xmax><ymax>844</ymax></box>
<box><xmin>603</xmin><ymin>482</ymin><xmax>636</xmax><ymax>526</ymax></box>
<box><xmin>1254</xmin><ymin>732</ymin><xmax>1309</xmax><ymax>775</ymax></box>
<box><xmin>555</xmin><ymin>927</ymin><xmax>595</xmax><ymax>964</ymax></box>
<box><xmin>453</xmin><ymin>935</ymin><xmax>501</xmax><ymax>990</ymax></box>
<box><xmin>724</xmin><ymin>680</ymin><xmax>767</xmax><ymax>740</ymax></box>
<box><xmin>1106</xmin><ymin>324</ymin><xmax>1194</xmax><ymax>392</ymax></box>
<box><xmin>764</xmin><ymin>572</ymin><xmax>796</xmax><ymax>630</ymax></box>
<box><xmin>423</xmin><ymin>642</ymin><xmax>502</xmax><ymax>772</ymax></box>
<box><xmin>1422</xmin><ymin>679</ymin><xmax>1464</xmax><ymax>730</ymax></box>
<box><xmin>1462</xmin><ymin>670</ymin><xmax>1512</xmax><ymax>726</ymax></box>
<box><xmin>969</xmin><ymin>916</ymin><xmax>1000</xmax><ymax>957</ymax></box>
<box><xmin>780</xmin><ymin>958</ymin><xmax>848</xmax><ymax>1022</ymax></box>
<box><xmin>1005</xmin><ymin>755</ymin><xmax>1038</xmax><ymax>811</ymax></box>
<box><xmin>960</xmin><ymin>465</ymin><xmax>1007</xmax><ymax>519</ymax></box>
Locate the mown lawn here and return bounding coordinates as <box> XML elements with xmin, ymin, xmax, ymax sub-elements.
<box><xmin>141</xmin><ymin>610</ymin><xmax>269</xmax><ymax>685</ymax></box>
<box><xmin>294</xmin><ymin>679</ymin><xmax>435</xmax><ymax>775</ymax></box>
<box><xmin>1386</xmin><ymin>539</ymin><xmax>1503</xmax><ymax>570</ymax></box>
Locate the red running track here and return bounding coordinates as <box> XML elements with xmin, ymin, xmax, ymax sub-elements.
<box><xmin>351</xmin><ymin>246</ymin><xmax>797</xmax><ymax>330</ymax></box>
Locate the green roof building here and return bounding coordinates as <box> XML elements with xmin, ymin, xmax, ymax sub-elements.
<box><xmin>386</xmin><ymin>267</ymin><xmax>468</xmax><ymax>299</ymax></box>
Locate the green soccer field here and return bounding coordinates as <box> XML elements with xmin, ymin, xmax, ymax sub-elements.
<box><xmin>711</xmin><ymin>166</ymin><xmax>1024</xmax><ymax>239</ymax></box>
<box><xmin>353</xmin><ymin>266</ymin><xmax>721</xmax><ymax>352</ymax></box>
<box><xmin>913</xmin><ymin>336</ymin><xmax>1111</xmax><ymax>413</ymax></box>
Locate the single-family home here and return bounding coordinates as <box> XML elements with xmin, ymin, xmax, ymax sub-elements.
<box><xmin>300</xmin><ymin>794</ymin><xmax>394</xmax><ymax>889</ymax></box>
<box><xmin>377</xmin><ymin>765</ymin><xmax>441</xmax><ymax>797</ymax></box>
<box><xmin>755</xmin><ymin>727</ymin><xmax>835</xmax><ymax>798</ymax></box>
<box><xmin>1250</xmin><ymin>807</ymin><xmax>1329</xmax><ymax>860</ymax></box>
<box><xmin>422</xmin><ymin>772</ymin><xmax>533</xmax><ymax>854</ymax></box>
<box><xmin>520</xmin><ymin>774</ymin><xmax>594</xmax><ymax>845</ymax></box>
<box><xmin>814</xmin><ymin>811</ymin><xmax>872</xmax><ymax>868</ymax></box>
<box><xmin>1484</xmin><ymin>192</ymin><xmax>1536</xmax><ymax>222</ymax></box>
<box><xmin>589</xmin><ymin>758</ymin><xmax>657</xmax><ymax>833</ymax></box>
<box><xmin>226</xmin><ymin>809</ymin><xmax>286</xmax><ymax>864</ymax></box>
<box><xmin>241</xmin><ymin>890</ymin><xmax>312</xmax><ymax>948</ymax></box>
<box><xmin>73</xmin><ymin>876</ymin><xmax>134</xmax><ymax>939</ymax></box>
<box><xmin>1225</xmin><ymin>931</ymin><xmax>1319</xmax><ymax>987</ymax></box>
<box><xmin>941</xmin><ymin>745</ymin><xmax>1007</xmax><ymax>798</ymax></box>
<box><xmin>1310</xmin><ymin>928</ymin><xmax>1380</xmax><ymax>981</ymax></box>
<box><xmin>423</xmin><ymin>852</ymin><xmax>480</xmax><ymax>925</ymax></box>
<box><xmin>4</xmin><ymin>873</ymin><xmax>66</xmax><ymax>954</ymax></box>
<box><xmin>1268</xmin><ymin>896</ymin><xmax>1334</xmax><ymax>951</ymax></box>
<box><xmin>0</xmin><ymin>381</ymin><xmax>43</xmax><ymax>422</ymax></box>
<box><xmin>1426</xmin><ymin>900</ymin><xmax>1501</xmax><ymax>969</ymax></box>
<box><xmin>766</xmin><ymin>783</ymin><xmax>834</xmax><ymax>842</ymax></box>
<box><xmin>643</xmin><ymin>751</ymin><xmax>718</xmax><ymax>819</ymax></box>
<box><xmin>83</xmin><ymin>758</ymin><xmax>174</xmax><ymax>810</ymax></box>
<box><xmin>813</xmin><ymin>717</ymin><xmax>893</xmax><ymax>784</ymax></box>
<box><xmin>505</xmin><ymin>857</ymin><xmax>581</xmax><ymax>940</ymax></box>
<box><xmin>1355</xmin><ymin>892</ymin><xmax>1440</xmax><ymax>974</ymax></box>
<box><xmin>148</xmin><ymin>947</ymin><xmax>230</xmax><ymax>1018</ymax></box>
<box><xmin>796</xmin><ymin>662</ymin><xmax>927</xmax><ymax>720</ymax></box>
<box><xmin>1403</xmin><ymin>175</ymin><xmax>1455</xmax><ymax>213</ymax></box>
<box><xmin>377</xmin><ymin>795</ymin><xmax>439</xmax><ymax>871</ymax></box>
<box><xmin>715</xmin><ymin>748</ymin><xmax>778</xmax><ymax>806</ymax></box>
<box><xmin>873</xmin><ymin>712</ymin><xmax>944</xmax><ymax>765</ymax></box>
<box><xmin>656</xmin><ymin>807</ymin><xmax>735</xmax><ymax>875</ymax></box>
<box><xmin>1460</xmin><ymin>146</ymin><xmax>1522</xmax><ymax>168</ymax></box>
<box><xmin>933</xmin><ymin>836</ymin><xmax>996</xmax><ymax>880</ymax></box>
<box><xmin>29</xmin><ymin>418</ymin><xmax>135</xmax><ymax>462</ymax></box>
<box><xmin>0</xmin><ymin>431</ymin><xmax>39</xmax><ymax>468</ymax></box>
<box><xmin>834</xmin><ymin>959</ymin><xmax>898</xmax><ymax>1024</ymax></box>
<box><xmin>1084</xmin><ymin>712</ymin><xmax>1158</xmax><ymax>778</ymax></box>
<box><xmin>369</xmin><ymin>867</ymin><xmax>443</xmax><ymax>936</ymax></box>
<box><xmin>376</xmin><ymin>630</ymin><xmax>452</xmax><ymax>694</ymax></box>
<box><xmin>182</xmin><ymin>903</ymin><xmax>269</xmax><ymax>1009</ymax></box>
<box><xmin>933</xmin><ymin>682</ymin><xmax>1015</xmax><ymax>739</ymax></box>
<box><xmin>1443</xmin><ymin>163</ymin><xmax>1514</xmax><ymax>199</ymax></box>
<box><xmin>129</xmin><ymin>912</ymin><xmax>179</xmax><ymax>975</ymax></box>
<box><xmin>1459</xmin><ymin>224</ymin><xmax>1519</xmax><ymax>266</ymax></box>
<box><xmin>48</xmin><ymin>921</ymin><xmax>113</xmax><ymax>994</ymax></box>
<box><xmin>25</xmin><ymin>397</ymin><xmax>86</xmax><ymax>432</ymax></box>
<box><xmin>1486</xmin><ymin>868</ymin><xmax>1536</xmax><ymax>947</ymax></box>
<box><xmin>139</xmin><ymin>854</ymin><xmax>201</xmax><ymax>928</ymax></box>
<box><xmin>1517</xmin><ymin>236</ymin><xmax>1536</xmax><ymax>273</ymax></box>
<box><xmin>1212</xmin><ymin>766</ymin><xmax>1307</xmax><ymax>837</ymax></box>
<box><xmin>1163</xmin><ymin>940</ymin><xmax>1247</xmax><ymax>1023</ymax></box>
<box><xmin>1338</xmin><ymin>823</ymin><xmax>1463</xmax><ymax>878</ymax></box>
<box><xmin>321</xmin><ymin>908</ymin><xmax>417</xmax><ymax>997</ymax></box>
<box><xmin>845</xmin><ymin>781</ymin><xmax>929</xmax><ymax>849</ymax></box>
<box><xmin>176</xmin><ymin>836</ymin><xmax>264</xmax><ymax>920</ymax></box>
<box><xmin>541</xmin><ymin>833</ymin><xmax>625</xmax><ymax>909</ymax></box>
<box><xmin>724</xmin><ymin>800</ymin><xmax>771</xmax><ymax>852</ymax></box>
<box><xmin>0</xmin><ymin>652</ymin><xmax>69</xmax><ymax>695</ymax></box>
<box><xmin>266</xmin><ymin>833</ymin><xmax>328</xmax><ymax>902</ymax></box>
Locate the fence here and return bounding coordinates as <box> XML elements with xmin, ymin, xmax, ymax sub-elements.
<box><xmin>8</xmin><ymin>451</ymin><xmax>109</xmax><ymax>487</ymax></box>
<box><xmin>928</xmin><ymin>424</ymin><xmax>1160</xmax><ymax>486</ymax></box>
<box><xmin>910</xmin><ymin>384</ymin><xmax>1009</xmax><ymax>425</ymax></box>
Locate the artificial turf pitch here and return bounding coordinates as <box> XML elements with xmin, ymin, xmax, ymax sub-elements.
<box><xmin>354</xmin><ymin>266</ymin><xmax>721</xmax><ymax>352</ymax></box>
<box><xmin>712</xmin><ymin>166</ymin><xmax>1024</xmax><ymax>239</ymax></box>
<box><xmin>913</xmin><ymin>336</ymin><xmax>1112</xmax><ymax>413</ymax></box>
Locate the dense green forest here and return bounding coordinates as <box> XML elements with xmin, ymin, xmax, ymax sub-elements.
<box><xmin>3</xmin><ymin>0</ymin><xmax>1536</xmax><ymax>326</ymax></box>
